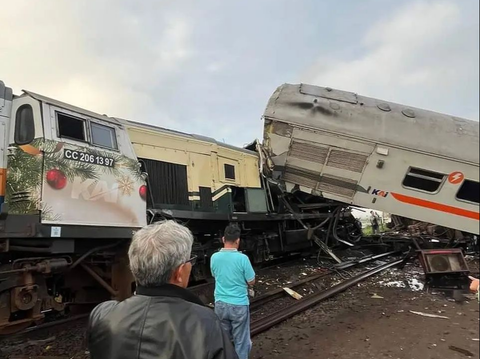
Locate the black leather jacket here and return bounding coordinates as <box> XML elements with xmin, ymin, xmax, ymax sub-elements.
<box><xmin>87</xmin><ymin>284</ymin><xmax>239</xmax><ymax>359</ymax></box>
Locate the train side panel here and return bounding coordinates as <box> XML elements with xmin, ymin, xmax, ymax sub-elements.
<box><xmin>354</xmin><ymin>146</ymin><xmax>479</xmax><ymax>234</ymax></box>
<box><xmin>125</xmin><ymin>123</ymin><xmax>262</xmax><ymax>213</ymax></box>
<box><xmin>0</xmin><ymin>82</ymin><xmax>13</xmax><ymax>213</ymax></box>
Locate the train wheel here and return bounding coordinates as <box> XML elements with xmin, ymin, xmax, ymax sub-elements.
<box><xmin>0</xmin><ymin>274</ymin><xmax>45</xmax><ymax>335</ymax></box>
<box><xmin>0</xmin><ymin>291</ymin><xmax>36</xmax><ymax>335</ymax></box>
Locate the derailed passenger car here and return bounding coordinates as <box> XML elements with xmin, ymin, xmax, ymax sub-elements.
<box><xmin>262</xmin><ymin>83</ymin><xmax>479</xmax><ymax>236</ymax></box>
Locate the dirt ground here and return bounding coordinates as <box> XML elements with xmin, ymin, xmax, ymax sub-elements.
<box><xmin>252</xmin><ymin>272</ymin><xmax>480</xmax><ymax>359</ymax></box>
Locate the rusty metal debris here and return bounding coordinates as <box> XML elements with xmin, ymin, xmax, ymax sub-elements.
<box><xmin>417</xmin><ymin>248</ymin><xmax>471</xmax><ymax>291</ymax></box>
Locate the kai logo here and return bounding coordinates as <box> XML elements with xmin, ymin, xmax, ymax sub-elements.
<box><xmin>71</xmin><ymin>178</ymin><xmax>119</xmax><ymax>203</ymax></box>
<box><xmin>371</xmin><ymin>188</ymin><xmax>389</xmax><ymax>198</ymax></box>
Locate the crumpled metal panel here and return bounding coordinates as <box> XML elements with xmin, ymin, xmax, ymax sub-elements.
<box><xmin>326</xmin><ymin>150</ymin><xmax>368</xmax><ymax>173</ymax></box>
<box><xmin>289</xmin><ymin>140</ymin><xmax>329</xmax><ymax>164</ymax></box>
<box><xmin>317</xmin><ymin>175</ymin><xmax>357</xmax><ymax>198</ymax></box>
<box><xmin>284</xmin><ymin>166</ymin><xmax>320</xmax><ymax>189</ymax></box>
<box><xmin>270</xmin><ymin>121</ymin><xmax>293</xmax><ymax>137</ymax></box>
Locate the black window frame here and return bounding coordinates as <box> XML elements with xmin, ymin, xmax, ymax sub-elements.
<box><xmin>90</xmin><ymin>121</ymin><xmax>118</xmax><ymax>150</ymax></box>
<box><xmin>224</xmin><ymin>164</ymin><xmax>236</xmax><ymax>181</ymax></box>
<box><xmin>14</xmin><ymin>104</ymin><xmax>35</xmax><ymax>145</ymax></box>
<box><xmin>456</xmin><ymin>179</ymin><xmax>480</xmax><ymax>205</ymax></box>
<box><xmin>55</xmin><ymin>111</ymin><xmax>119</xmax><ymax>152</ymax></box>
<box><xmin>56</xmin><ymin>112</ymin><xmax>88</xmax><ymax>143</ymax></box>
<box><xmin>402</xmin><ymin>167</ymin><xmax>446</xmax><ymax>194</ymax></box>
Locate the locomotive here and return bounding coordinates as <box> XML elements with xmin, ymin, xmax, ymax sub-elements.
<box><xmin>0</xmin><ymin>80</ymin><xmax>478</xmax><ymax>334</ymax></box>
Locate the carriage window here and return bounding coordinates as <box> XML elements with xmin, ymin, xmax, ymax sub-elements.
<box><xmin>402</xmin><ymin>167</ymin><xmax>445</xmax><ymax>193</ymax></box>
<box><xmin>91</xmin><ymin>123</ymin><xmax>117</xmax><ymax>150</ymax></box>
<box><xmin>456</xmin><ymin>180</ymin><xmax>479</xmax><ymax>204</ymax></box>
<box><xmin>57</xmin><ymin>113</ymin><xmax>86</xmax><ymax>141</ymax></box>
<box><xmin>224</xmin><ymin>164</ymin><xmax>236</xmax><ymax>181</ymax></box>
<box><xmin>14</xmin><ymin>105</ymin><xmax>35</xmax><ymax>145</ymax></box>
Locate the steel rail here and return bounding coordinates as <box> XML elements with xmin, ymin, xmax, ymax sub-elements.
<box><xmin>1</xmin><ymin>313</ymin><xmax>91</xmax><ymax>339</ymax></box>
<box><xmin>333</xmin><ymin>250</ymin><xmax>400</xmax><ymax>270</ymax></box>
<box><xmin>251</xmin><ymin>256</ymin><xmax>405</xmax><ymax>337</ymax></box>
<box><xmin>250</xmin><ymin>250</ymin><xmax>399</xmax><ymax>310</ymax></box>
<box><xmin>250</xmin><ymin>272</ymin><xmax>329</xmax><ymax>310</ymax></box>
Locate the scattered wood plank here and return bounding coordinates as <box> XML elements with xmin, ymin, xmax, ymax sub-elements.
<box><xmin>283</xmin><ymin>287</ymin><xmax>303</xmax><ymax>300</ymax></box>
<box><xmin>408</xmin><ymin>310</ymin><xmax>449</xmax><ymax>319</ymax></box>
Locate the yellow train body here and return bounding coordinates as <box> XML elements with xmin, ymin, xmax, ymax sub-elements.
<box><xmin>124</xmin><ymin>120</ymin><xmax>262</xmax><ymax>212</ymax></box>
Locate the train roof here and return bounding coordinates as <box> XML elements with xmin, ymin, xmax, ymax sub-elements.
<box><xmin>19</xmin><ymin>88</ymin><xmax>257</xmax><ymax>157</ymax></box>
<box><xmin>21</xmin><ymin>90</ymin><xmax>123</xmax><ymax>126</ymax></box>
<box><xmin>263</xmin><ymin>83</ymin><xmax>479</xmax><ymax>165</ymax></box>
<box><xmin>121</xmin><ymin>119</ymin><xmax>257</xmax><ymax>156</ymax></box>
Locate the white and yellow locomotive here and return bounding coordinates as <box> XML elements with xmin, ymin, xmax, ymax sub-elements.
<box><xmin>1</xmin><ymin>81</ymin><xmax>357</xmax><ymax>334</ymax></box>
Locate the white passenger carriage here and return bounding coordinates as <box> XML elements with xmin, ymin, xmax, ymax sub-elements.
<box><xmin>262</xmin><ymin>84</ymin><xmax>479</xmax><ymax>235</ymax></box>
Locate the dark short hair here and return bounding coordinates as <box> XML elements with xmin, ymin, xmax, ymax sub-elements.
<box><xmin>224</xmin><ymin>223</ymin><xmax>241</xmax><ymax>242</ymax></box>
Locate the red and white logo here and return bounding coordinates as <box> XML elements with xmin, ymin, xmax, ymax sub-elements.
<box><xmin>448</xmin><ymin>171</ymin><xmax>464</xmax><ymax>185</ymax></box>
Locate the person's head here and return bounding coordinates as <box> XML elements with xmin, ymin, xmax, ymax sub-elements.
<box><xmin>128</xmin><ymin>220</ymin><xmax>195</xmax><ymax>288</ymax></box>
<box><xmin>222</xmin><ymin>223</ymin><xmax>241</xmax><ymax>248</ymax></box>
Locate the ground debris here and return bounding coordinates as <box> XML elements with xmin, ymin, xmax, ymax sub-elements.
<box><xmin>27</xmin><ymin>336</ymin><xmax>56</xmax><ymax>346</ymax></box>
<box><xmin>1</xmin><ymin>336</ymin><xmax>57</xmax><ymax>355</ymax></box>
<box><xmin>283</xmin><ymin>287</ymin><xmax>303</xmax><ymax>300</ymax></box>
<box><xmin>409</xmin><ymin>310</ymin><xmax>449</xmax><ymax>319</ymax></box>
<box><xmin>449</xmin><ymin>345</ymin><xmax>475</xmax><ymax>357</ymax></box>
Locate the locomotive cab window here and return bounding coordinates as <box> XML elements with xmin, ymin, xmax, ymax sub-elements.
<box><xmin>224</xmin><ymin>164</ymin><xmax>236</xmax><ymax>181</ymax></box>
<box><xmin>456</xmin><ymin>180</ymin><xmax>480</xmax><ymax>204</ymax></box>
<box><xmin>91</xmin><ymin>122</ymin><xmax>117</xmax><ymax>150</ymax></box>
<box><xmin>57</xmin><ymin>113</ymin><xmax>86</xmax><ymax>141</ymax></box>
<box><xmin>402</xmin><ymin>167</ymin><xmax>445</xmax><ymax>193</ymax></box>
<box><xmin>14</xmin><ymin>104</ymin><xmax>35</xmax><ymax>145</ymax></box>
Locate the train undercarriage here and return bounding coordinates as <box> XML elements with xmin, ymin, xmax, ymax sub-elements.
<box><xmin>0</xmin><ymin>191</ymin><xmax>366</xmax><ymax>335</ymax></box>
<box><xmin>0</xmin><ymin>195</ymin><xmax>477</xmax><ymax>335</ymax></box>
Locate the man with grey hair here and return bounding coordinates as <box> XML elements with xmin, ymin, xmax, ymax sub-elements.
<box><xmin>87</xmin><ymin>220</ymin><xmax>238</xmax><ymax>359</ymax></box>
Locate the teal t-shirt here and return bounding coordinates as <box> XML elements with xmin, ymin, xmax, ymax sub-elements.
<box><xmin>210</xmin><ymin>249</ymin><xmax>256</xmax><ymax>306</ymax></box>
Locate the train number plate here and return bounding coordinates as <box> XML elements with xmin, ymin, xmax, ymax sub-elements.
<box><xmin>64</xmin><ymin>149</ymin><xmax>115</xmax><ymax>167</ymax></box>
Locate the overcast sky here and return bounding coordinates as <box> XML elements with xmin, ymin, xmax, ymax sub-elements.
<box><xmin>1</xmin><ymin>0</ymin><xmax>478</xmax><ymax>147</ymax></box>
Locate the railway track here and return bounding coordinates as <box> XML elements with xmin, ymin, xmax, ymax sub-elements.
<box><xmin>250</xmin><ymin>256</ymin><xmax>406</xmax><ymax>337</ymax></box>
<box><xmin>0</xmin><ymin>250</ymin><xmax>402</xmax><ymax>347</ymax></box>
<box><xmin>249</xmin><ymin>250</ymin><xmax>400</xmax><ymax>312</ymax></box>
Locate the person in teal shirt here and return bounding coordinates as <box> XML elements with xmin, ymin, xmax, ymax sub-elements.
<box><xmin>211</xmin><ymin>224</ymin><xmax>255</xmax><ymax>359</ymax></box>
